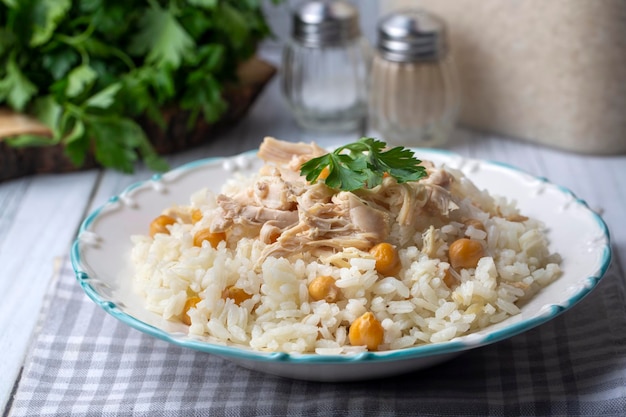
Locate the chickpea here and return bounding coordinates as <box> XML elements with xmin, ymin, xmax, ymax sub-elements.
<box><xmin>222</xmin><ymin>286</ymin><xmax>252</xmax><ymax>305</ymax></box>
<box><xmin>191</xmin><ymin>208</ymin><xmax>203</xmax><ymax>224</ymax></box>
<box><xmin>182</xmin><ymin>295</ymin><xmax>201</xmax><ymax>325</ymax></box>
<box><xmin>308</xmin><ymin>275</ymin><xmax>340</xmax><ymax>302</ymax></box>
<box><xmin>369</xmin><ymin>242</ymin><xmax>401</xmax><ymax>277</ymax></box>
<box><xmin>150</xmin><ymin>215</ymin><xmax>176</xmax><ymax>237</ymax></box>
<box><xmin>348</xmin><ymin>312</ymin><xmax>384</xmax><ymax>351</ymax></box>
<box><xmin>193</xmin><ymin>229</ymin><xmax>226</xmax><ymax>248</ymax></box>
<box><xmin>448</xmin><ymin>238</ymin><xmax>485</xmax><ymax>269</ymax></box>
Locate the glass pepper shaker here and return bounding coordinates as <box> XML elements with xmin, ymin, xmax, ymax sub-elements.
<box><xmin>281</xmin><ymin>0</ymin><xmax>370</xmax><ymax>132</ymax></box>
<box><xmin>369</xmin><ymin>9</ymin><xmax>460</xmax><ymax>147</ymax></box>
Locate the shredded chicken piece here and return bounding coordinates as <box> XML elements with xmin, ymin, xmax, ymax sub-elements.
<box><xmin>298</xmin><ymin>182</ymin><xmax>336</xmax><ymax>210</ymax></box>
<box><xmin>257</xmin><ymin>191</ymin><xmax>391</xmax><ymax>262</ymax></box>
<box><xmin>251</xmin><ymin>167</ymin><xmax>299</xmax><ymax>211</ymax></box>
<box><xmin>420</xmin><ymin>165</ymin><xmax>454</xmax><ymax>188</ymax></box>
<box><xmin>336</xmin><ymin>192</ymin><xmax>390</xmax><ymax>240</ymax></box>
<box><xmin>259</xmin><ymin>221</ymin><xmax>285</xmax><ymax>244</ymax></box>
<box><xmin>258</xmin><ymin>136</ymin><xmax>326</xmax><ymax>171</ymax></box>
<box><xmin>211</xmin><ymin>194</ymin><xmax>299</xmax><ymax>234</ymax></box>
<box><xmin>421</xmin><ymin>225</ymin><xmax>447</xmax><ymax>260</ymax></box>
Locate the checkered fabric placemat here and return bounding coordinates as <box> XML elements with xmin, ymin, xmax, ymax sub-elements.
<box><xmin>7</xmin><ymin>258</ymin><xmax>626</xmax><ymax>417</ymax></box>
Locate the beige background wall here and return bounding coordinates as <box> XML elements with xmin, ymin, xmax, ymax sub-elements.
<box><xmin>382</xmin><ymin>0</ymin><xmax>626</xmax><ymax>154</ymax></box>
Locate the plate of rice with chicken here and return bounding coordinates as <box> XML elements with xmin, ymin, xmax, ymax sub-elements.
<box><xmin>72</xmin><ymin>137</ymin><xmax>611</xmax><ymax>381</ymax></box>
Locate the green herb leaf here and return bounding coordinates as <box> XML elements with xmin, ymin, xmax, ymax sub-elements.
<box><xmin>1</xmin><ymin>0</ymin><xmax>18</xmax><ymax>8</ymax></box>
<box><xmin>63</xmin><ymin>118</ymin><xmax>85</xmax><ymax>145</ymax></box>
<box><xmin>78</xmin><ymin>0</ymin><xmax>102</xmax><ymax>13</ymax></box>
<box><xmin>64</xmin><ymin>133</ymin><xmax>90</xmax><ymax>167</ymax></box>
<box><xmin>85</xmin><ymin>115</ymin><xmax>169</xmax><ymax>173</ymax></box>
<box><xmin>187</xmin><ymin>44</ymin><xmax>224</xmax><ymax>70</ymax></box>
<box><xmin>42</xmin><ymin>48</ymin><xmax>80</xmax><ymax>80</ymax></box>
<box><xmin>0</xmin><ymin>27</ymin><xmax>16</xmax><ymax>57</ymax></box>
<box><xmin>6</xmin><ymin>134</ymin><xmax>52</xmax><ymax>147</ymax></box>
<box><xmin>130</xmin><ymin>1</ymin><xmax>195</xmax><ymax>69</ymax></box>
<box><xmin>88</xmin><ymin>3</ymin><xmax>134</xmax><ymax>38</ymax></box>
<box><xmin>85</xmin><ymin>82</ymin><xmax>122</xmax><ymax>109</ymax></box>
<box><xmin>29</xmin><ymin>0</ymin><xmax>71</xmax><ymax>47</ymax></box>
<box><xmin>180</xmin><ymin>72</ymin><xmax>227</xmax><ymax>125</ymax></box>
<box><xmin>300</xmin><ymin>138</ymin><xmax>428</xmax><ymax>191</ymax></box>
<box><xmin>88</xmin><ymin>116</ymin><xmax>141</xmax><ymax>173</ymax></box>
<box><xmin>66</xmin><ymin>64</ymin><xmax>97</xmax><ymax>97</ymax></box>
<box><xmin>0</xmin><ymin>54</ymin><xmax>38</xmax><ymax>111</ymax></box>
<box><xmin>119</xmin><ymin>70</ymin><xmax>166</xmax><ymax>127</ymax></box>
<box><xmin>142</xmin><ymin>153</ymin><xmax>170</xmax><ymax>172</ymax></box>
<box><xmin>359</xmin><ymin>138</ymin><xmax>427</xmax><ymax>184</ymax></box>
<box><xmin>187</xmin><ymin>0</ymin><xmax>218</xmax><ymax>9</ymax></box>
<box><xmin>33</xmin><ymin>95</ymin><xmax>61</xmax><ymax>127</ymax></box>
<box><xmin>217</xmin><ymin>4</ymin><xmax>249</xmax><ymax>49</ymax></box>
<box><xmin>32</xmin><ymin>95</ymin><xmax>63</xmax><ymax>141</ymax></box>
<box><xmin>324</xmin><ymin>153</ymin><xmax>369</xmax><ymax>191</ymax></box>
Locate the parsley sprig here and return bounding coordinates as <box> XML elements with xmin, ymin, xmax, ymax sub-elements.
<box><xmin>0</xmin><ymin>0</ymin><xmax>278</xmax><ymax>173</ymax></box>
<box><xmin>300</xmin><ymin>138</ymin><xmax>428</xmax><ymax>191</ymax></box>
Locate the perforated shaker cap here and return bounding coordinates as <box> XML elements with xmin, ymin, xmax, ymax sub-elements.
<box><xmin>378</xmin><ymin>9</ymin><xmax>447</xmax><ymax>62</ymax></box>
<box><xmin>292</xmin><ymin>1</ymin><xmax>361</xmax><ymax>47</ymax></box>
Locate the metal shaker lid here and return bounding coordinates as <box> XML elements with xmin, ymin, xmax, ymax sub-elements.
<box><xmin>292</xmin><ymin>1</ymin><xmax>361</xmax><ymax>47</ymax></box>
<box><xmin>377</xmin><ymin>9</ymin><xmax>447</xmax><ymax>62</ymax></box>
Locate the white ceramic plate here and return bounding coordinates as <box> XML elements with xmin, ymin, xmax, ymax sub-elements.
<box><xmin>71</xmin><ymin>149</ymin><xmax>611</xmax><ymax>382</ymax></box>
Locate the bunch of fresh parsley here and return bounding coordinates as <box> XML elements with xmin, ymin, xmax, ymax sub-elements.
<box><xmin>0</xmin><ymin>0</ymin><xmax>276</xmax><ymax>172</ymax></box>
<box><xmin>300</xmin><ymin>137</ymin><xmax>428</xmax><ymax>191</ymax></box>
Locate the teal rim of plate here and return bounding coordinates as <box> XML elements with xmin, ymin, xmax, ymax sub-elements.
<box><xmin>70</xmin><ymin>148</ymin><xmax>612</xmax><ymax>365</ymax></box>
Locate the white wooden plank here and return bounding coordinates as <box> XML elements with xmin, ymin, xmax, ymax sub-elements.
<box><xmin>0</xmin><ymin>170</ymin><xmax>100</xmax><ymax>410</ymax></box>
<box><xmin>0</xmin><ymin>178</ymin><xmax>29</xmax><ymax>244</ymax></box>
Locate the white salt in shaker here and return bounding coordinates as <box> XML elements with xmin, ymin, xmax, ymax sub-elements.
<box><xmin>281</xmin><ymin>1</ymin><xmax>370</xmax><ymax>132</ymax></box>
<box><xmin>369</xmin><ymin>10</ymin><xmax>460</xmax><ymax>147</ymax></box>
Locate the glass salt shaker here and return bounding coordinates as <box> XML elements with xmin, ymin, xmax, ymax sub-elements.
<box><xmin>282</xmin><ymin>0</ymin><xmax>370</xmax><ymax>132</ymax></box>
<box><xmin>369</xmin><ymin>10</ymin><xmax>460</xmax><ymax>147</ymax></box>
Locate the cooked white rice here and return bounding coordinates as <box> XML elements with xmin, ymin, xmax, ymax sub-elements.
<box><xmin>130</xmin><ymin>162</ymin><xmax>561</xmax><ymax>354</ymax></box>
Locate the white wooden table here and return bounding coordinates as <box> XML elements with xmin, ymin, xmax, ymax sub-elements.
<box><xmin>1</xmin><ymin>46</ymin><xmax>625</xmax><ymax>413</ymax></box>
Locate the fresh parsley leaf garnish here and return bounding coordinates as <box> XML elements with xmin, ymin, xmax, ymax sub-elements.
<box><xmin>300</xmin><ymin>138</ymin><xmax>428</xmax><ymax>191</ymax></box>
